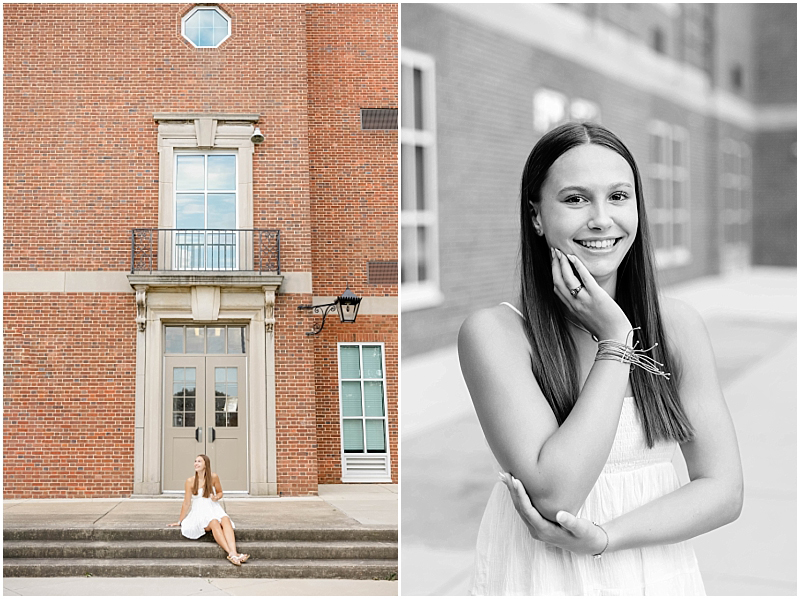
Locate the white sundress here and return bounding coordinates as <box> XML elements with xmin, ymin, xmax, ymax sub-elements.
<box><xmin>180</xmin><ymin>485</ymin><xmax>235</xmax><ymax>540</ymax></box>
<box><xmin>470</xmin><ymin>303</ymin><xmax>706</xmax><ymax>595</ymax></box>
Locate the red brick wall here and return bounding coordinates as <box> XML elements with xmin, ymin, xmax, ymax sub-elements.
<box><xmin>314</xmin><ymin>316</ymin><xmax>399</xmax><ymax>484</ymax></box>
<box><xmin>274</xmin><ymin>293</ymin><xmax>319</xmax><ymax>495</ymax></box>
<box><xmin>306</xmin><ymin>3</ymin><xmax>398</xmax><ymax>485</ymax></box>
<box><xmin>3</xmin><ymin>3</ymin><xmax>312</xmax><ymax>273</ymax></box>
<box><xmin>306</xmin><ymin>3</ymin><xmax>398</xmax><ymax>297</ymax></box>
<box><xmin>3</xmin><ymin>294</ymin><xmax>137</xmax><ymax>498</ymax></box>
<box><xmin>4</xmin><ymin>3</ymin><xmax>398</xmax><ymax>497</ymax></box>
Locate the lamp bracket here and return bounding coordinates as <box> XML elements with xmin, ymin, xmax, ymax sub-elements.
<box><xmin>297</xmin><ymin>302</ymin><xmax>337</xmax><ymax>336</ymax></box>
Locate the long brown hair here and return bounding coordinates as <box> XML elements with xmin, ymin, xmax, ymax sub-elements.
<box><xmin>191</xmin><ymin>454</ymin><xmax>213</xmax><ymax>498</ymax></box>
<box><xmin>520</xmin><ymin>122</ymin><xmax>694</xmax><ymax>447</ymax></box>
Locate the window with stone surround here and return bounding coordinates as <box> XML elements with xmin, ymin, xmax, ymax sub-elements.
<box><xmin>153</xmin><ymin>114</ymin><xmax>259</xmax><ymax>272</ymax></box>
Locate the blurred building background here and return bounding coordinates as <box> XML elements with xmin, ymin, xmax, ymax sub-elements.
<box><xmin>401</xmin><ymin>2</ymin><xmax>796</xmax><ymax>358</ymax></box>
<box><xmin>400</xmin><ymin>3</ymin><xmax>796</xmax><ymax>596</ymax></box>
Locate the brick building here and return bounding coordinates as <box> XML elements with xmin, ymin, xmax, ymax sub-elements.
<box><xmin>401</xmin><ymin>3</ymin><xmax>796</xmax><ymax>357</ymax></box>
<box><xmin>4</xmin><ymin>3</ymin><xmax>398</xmax><ymax>498</ymax></box>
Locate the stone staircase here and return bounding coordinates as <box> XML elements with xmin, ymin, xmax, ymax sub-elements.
<box><xmin>3</xmin><ymin>526</ymin><xmax>398</xmax><ymax>579</ymax></box>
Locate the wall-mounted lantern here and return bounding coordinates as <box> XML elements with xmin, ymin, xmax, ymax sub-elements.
<box><xmin>298</xmin><ymin>285</ymin><xmax>362</xmax><ymax>336</ymax></box>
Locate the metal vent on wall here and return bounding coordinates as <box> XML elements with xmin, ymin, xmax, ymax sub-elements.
<box><xmin>368</xmin><ymin>261</ymin><xmax>398</xmax><ymax>284</ymax></box>
<box><xmin>342</xmin><ymin>455</ymin><xmax>391</xmax><ymax>482</ymax></box>
<box><xmin>361</xmin><ymin>108</ymin><xmax>398</xmax><ymax>130</ymax></box>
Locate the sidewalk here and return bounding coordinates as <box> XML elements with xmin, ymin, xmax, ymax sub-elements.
<box><xmin>401</xmin><ymin>267</ymin><xmax>796</xmax><ymax>595</ymax></box>
<box><xmin>3</xmin><ymin>484</ymin><xmax>398</xmax><ymax>596</ymax></box>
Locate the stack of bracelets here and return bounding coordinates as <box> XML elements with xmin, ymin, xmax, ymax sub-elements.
<box><xmin>594</xmin><ymin>327</ymin><xmax>671</xmax><ymax>379</ymax></box>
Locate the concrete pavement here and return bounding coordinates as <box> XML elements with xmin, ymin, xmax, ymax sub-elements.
<box><xmin>401</xmin><ymin>267</ymin><xmax>796</xmax><ymax>595</ymax></box>
<box><xmin>3</xmin><ymin>484</ymin><xmax>398</xmax><ymax>596</ymax></box>
<box><xmin>3</xmin><ymin>577</ymin><xmax>398</xmax><ymax>596</ymax></box>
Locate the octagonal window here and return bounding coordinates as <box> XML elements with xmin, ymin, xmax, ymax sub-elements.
<box><xmin>182</xmin><ymin>6</ymin><xmax>230</xmax><ymax>48</ymax></box>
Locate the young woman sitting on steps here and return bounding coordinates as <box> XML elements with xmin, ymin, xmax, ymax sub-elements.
<box><xmin>167</xmin><ymin>454</ymin><xmax>249</xmax><ymax>566</ymax></box>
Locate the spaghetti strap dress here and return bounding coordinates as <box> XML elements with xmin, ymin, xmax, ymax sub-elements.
<box><xmin>469</xmin><ymin>304</ymin><xmax>706</xmax><ymax>595</ymax></box>
<box><xmin>180</xmin><ymin>485</ymin><xmax>235</xmax><ymax>540</ymax></box>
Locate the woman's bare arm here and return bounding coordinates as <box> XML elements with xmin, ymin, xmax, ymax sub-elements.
<box><xmin>460</xmin><ymin>251</ymin><xmax>638</xmax><ymax>521</ymax></box>
<box><xmin>459</xmin><ymin>308</ymin><xmax>630</xmax><ymax>521</ymax></box>
<box><xmin>211</xmin><ymin>473</ymin><xmax>224</xmax><ymax>501</ymax></box>
<box><xmin>169</xmin><ymin>478</ymin><xmax>193</xmax><ymax>526</ymax></box>
<box><xmin>600</xmin><ymin>298</ymin><xmax>743</xmax><ymax>550</ymax></box>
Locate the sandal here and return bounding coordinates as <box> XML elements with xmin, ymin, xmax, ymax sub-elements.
<box><xmin>226</xmin><ymin>554</ymin><xmax>242</xmax><ymax>566</ymax></box>
<box><xmin>237</xmin><ymin>553</ymin><xmax>250</xmax><ymax>563</ymax></box>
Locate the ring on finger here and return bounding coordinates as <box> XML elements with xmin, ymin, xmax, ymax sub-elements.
<box><xmin>569</xmin><ymin>284</ymin><xmax>584</xmax><ymax>298</ymax></box>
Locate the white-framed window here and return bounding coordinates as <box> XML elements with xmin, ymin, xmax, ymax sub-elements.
<box><xmin>720</xmin><ymin>139</ymin><xmax>752</xmax><ymax>271</ymax></box>
<box><xmin>533</xmin><ymin>88</ymin><xmax>601</xmax><ymax>134</ymax></box>
<box><xmin>182</xmin><ymin>6</ymin><xmax>231</xmax><ymax>48</ymax></box>
<box><xmin>154</xmin><ymin>114</ymin><xmax>259</xmax><ymax>272</ymax></box>
<box><xmin>174</xmin><ymin>151</ymin><xmax>238</xmax><ymax>270</ymax></box>
<box><xmin>401</xmin><ymin>49</ymin><xmax>443</xmax><ymax>312</ymax></box>
<box><xmin>647</xmin><ymin>121</ymin><xmax>691</xmax><ymax>268</ymax></box>
<box><xmin>338</xmin><ymin>343</ymin><xmax>391</xmax><ymax>482</ymax></box>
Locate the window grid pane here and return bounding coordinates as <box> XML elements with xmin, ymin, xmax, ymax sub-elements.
<box><xmin>649</xmin><ymin>125</ymin><xmax>691</xmax><ymax>260</ymax></box>
<box><xmin>214</xmin><ymin>367</ymin><xmax>238</xmax><ymax>428</ymax></box>
<box><xmin>365</xmin><ymin>419</ymin><xmax>386</xmax><ymax>452</ymax></box>
<box><xmin>166</xmin><ymin>326</ymin><xmax>246</xmax><ymax>355</ymax></box>
<box><xmin>339</xmin><ymin>344</ymin><xmax>387</xmax><ymax>456</ymax></box>
<box><xmin>174</xmin><ymin>153</ymin><xmax>237</xmax><ymax>271</ymax></box>
<box><xmin>184</xmin><ymin>8</ymin><xmax>229</xmax><ymax>48</ymax></box>
<box><xmin>401</xmin><ymin>50</ymin><xmax>440</xmax><ymax>302</ymax></box>
<box><xmin>340</xmin><ymin>346</ymin><xmax>361</xmax><ymax>379</ymax></box>
<box><xmin>172</xmin><ymin>367</ymin><xmax>197</xmax><ymax>428</ymax></box>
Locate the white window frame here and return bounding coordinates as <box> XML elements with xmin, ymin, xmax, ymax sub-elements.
<box><xmin>154</xmin><ymin>114</ymin><xmax>258</xmax><ymax>271</ymax></box>
<box><xmin>173</xmin><ymin>150</ymin><xmax>239</xmax><ymax>270</ymax></box>
<box><xmin>401</xmin><ymin>48</ymin><xmax>443</xmax><ymax>312</ymax></box>
<box><xmin>181</xmin><ymin>6</ymin><xmax>231</xmax><ymax>49</ymax></box>
<box><xmin>647</xmin><ymin>121</ymin><xmax>691</xmax><ymax>269</ymax></box>
<box><xmin>337</xmin><ymin>342</ymin><xmax>391</xmax><ymax>483</ymax></box>
<box><xmin>533</xmin><ymin>88</ymin><xmax>602</xmax><ymax>134</ymax></box>
<box><xmin>719</xmin><ymin>138</ymin><xmax>752</xmax><ymax>270</ymax></box>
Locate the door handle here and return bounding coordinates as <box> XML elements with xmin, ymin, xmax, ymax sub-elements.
<box><xmin>209</xmin><ymin>427</ymin><xmax>216</xmax><ymax>443</ymax></box>
<box><xmin>195</xmin><ymin>427</ymin><xmax>202</xmax><ymax>443</ymax></box>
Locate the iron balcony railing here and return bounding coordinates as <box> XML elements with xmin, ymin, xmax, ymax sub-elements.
<box><xmin>131</xmin><ymin>229</ymin><xmax>280</xmax><ymax>274</ymax></box>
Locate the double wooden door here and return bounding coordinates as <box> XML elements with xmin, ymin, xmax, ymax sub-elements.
<box><xmin>163</xmin><ymin>355</ymin><xmax>247</xmax><ymax>492</ymax></box>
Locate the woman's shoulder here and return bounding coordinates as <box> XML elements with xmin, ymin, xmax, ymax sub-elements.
<box><xmin>659</xmin><ymin>295</ymin><xmax>710</xmax><ymax>352</ymax></box>
<box><xmin>458</xmin><ymin>303</ymin><xmax>532</xmax><ymax>369</ymax></box>
<box><xmin>459</xmin><ymin>303</ymin><xmax>527</xmax><ymax>346</ymax></box>
<box><xmin>660</xmin><ymin>296</ymin><xmax>706</xmax><ymax>332</ymax></box>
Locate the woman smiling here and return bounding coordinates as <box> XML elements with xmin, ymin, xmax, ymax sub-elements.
<box><xmin>458</xmin><ymin>122</ymin><xmax>742</xmax><ymax>595</ymax></box>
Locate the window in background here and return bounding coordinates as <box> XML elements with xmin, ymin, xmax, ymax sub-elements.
<box><xmin>720</xmin><ymin>139</ymin><xmax>752</xmax><ymax>272</ymax></box>
<box><xmin>533</xmin><ymin>89</ymin><xmax>601</xmax><ymax>134</ymax></box>
<box><xmin>647</xmin><ymin>121</ymin><xmax>691</xmax><ymax>268</ymax></box>
<box><xmin>339</xmin><ymin>343</ymin><xmax>391</xmax><ymax>482</ymax></box>
<box><xmin>681</xmin><ymin>3</ymin><xmax>712</xmax><ymax>74</ymax></box>
<box><xmin>401</xmin><ymin>49</ymin><xmax>443</xmax><ymax>311</ymax></box>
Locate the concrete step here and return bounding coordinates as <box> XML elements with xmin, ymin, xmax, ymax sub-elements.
<box><xmin>4</xmin><ymin>526</ymin><xmax>397</xmax><ymax>543</ymax></box>
<box><xmin>4</xmin><ymin>539</ymin><xmax>398</xmax><ymax>560</ymax></box>
<box><xmin>2</xmin><ymin>557</ymin><xmax>398</xmax><ymax>579</ymax></box>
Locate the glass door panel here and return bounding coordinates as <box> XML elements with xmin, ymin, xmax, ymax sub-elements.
<box><xmin>163</xmin><ymin>357</ymin><xmax>205</xmax><ymax>492</ymax></box>
<box><xmin>205</xmin><ymin>357</ymin><xmax>247</xmax><ymax>492</ymax></box>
